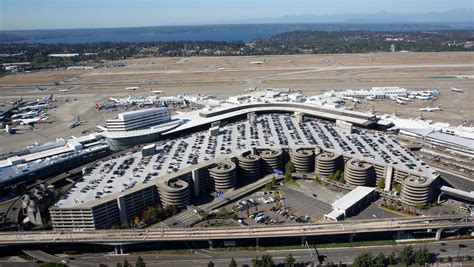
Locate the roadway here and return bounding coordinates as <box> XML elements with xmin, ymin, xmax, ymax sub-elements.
<box><xmin>64</xmin><ymin>239</ymin><xmax>474</xmax><ymax>266</ymax></box>
<box><xmin>23</xmin><ymin>250</ymin><xmax>64</xmax><ymax>264</ymax></box>
<box><xmin>200</xmin><ymin>174</ymin><xmax>285</xmax><ymax>211</ymax></box>
<box><xmin>0</xmin><ymin>216</ymin><xmax>470</xmax><ymax>245</ymax></box>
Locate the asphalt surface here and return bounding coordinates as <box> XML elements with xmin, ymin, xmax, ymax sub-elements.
<box><xmin>281</xmin><ymin>187</ymin><xmax>332</xmax><ymax>221</ymax></box>
<box><xmin>438</xmin><ymin>170</ymin><xmax>474</xmax><ymax>192</ymax></box>
<box><xmin>67</xmin><ymin>239</ymin><xmax>474</xmax><ymax>267</ymax></box>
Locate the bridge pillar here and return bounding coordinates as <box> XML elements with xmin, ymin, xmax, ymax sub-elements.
<box><xmin>349</xmin><ymin>233</ymin><xmax>356</xmax><ymax>243</ymax></box>
<box><xmin>256</xmin><ymin>238</ymin><xmax>260</xmax><ymax>248</ymax></box>
<box><xmin>208</xmin><ymin>240</ymin><xmax>213</xmax><ymax>249</ymax></box>
<box><xmin>301</xmin><ymin>236</ymin><xmax>306</xmax><ymax>246</ymax></box>
<box><xmin>114</xmin><ymin>245</ymin><xmax>124</xmax><ymax>255</ymax></box>
<box><xmin>436</xmin><ymin>228</ymin><xmax>443</xmax><ymax>241</ymax></box>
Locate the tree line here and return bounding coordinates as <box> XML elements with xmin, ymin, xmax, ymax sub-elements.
<box><xmin>1</xmin><ymin>30</ymin><xmax>472</xmax><ymax>73</ymax></box>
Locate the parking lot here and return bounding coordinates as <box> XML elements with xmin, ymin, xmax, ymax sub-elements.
<box><xmin>280</xmin><ymin>186</ymin><xmax>333</xmax><ymax>221</ymax></box>
<box><xmin>226</xmin><ymin>190</ymin><xmax>317</xmax><ymax>226</ymax></box>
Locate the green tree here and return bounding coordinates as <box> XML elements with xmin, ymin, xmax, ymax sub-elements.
<box><xmin>208</xmin><ymin>261</ymin><xmax>215</xmax><ymax>267</ymax></box>
<box><xmin>285</xmin><ymin>161</ymin><xmax>295</xmax><ymax>174</ymax></box>
<box><xmin>339</xmin><ymin>173</ymin><xmax>345</xmax><ymax>183</ymax></box>
<box><xmin>261</xmin><ymin>254</ymin><xmax>274</xmax><ymax>267</ymax></box>
<box><xmin>353</xmin><ymin>252</ymin><xmax>374</xmax><ymax>267</ymax></box>
<box><xmin>123</xmin><ymin>259</ymin><xmax>131</xmax><ymax>267</ymax></box>
<box><xmin>387</xmin><ymin>251</ymin><xmax>397</xmax><ymax>265</ymax></box>
<box><xmin>399</xmin><ymin>245</ymin><xmax>415</xmax><ymax>266</ymax></box>
<box><xmin>135</xmin><ymin>256</ymin><xmax>146</xmax><ymax>267</ymax></box>
<box><xmin>377</xmin><ymin>178</ymin><xmax>385</xmax><ymax>190</ymax></box>
<box><xmin>265</xmin><ymin>181</ymin><xmax>274</xmax><ymax>191</ymax></box>
<box><xmin>143</xmin><ymin>206</ymin><xmax>158</xmax><ymax>224</ymax></box>
<box><xmin>285</xmin><ymin>253</ymin><xmax>296</xmax><ymax>267</ymax></box>
<box><xmin>252</xmin><ymin>256</ymin><xmax>260</xmax><ymax>267</ymax></box>
<box><xmin>394</xmin><ymin>183</ymin><xmax>402</xmax><ymax>194</ymax></box>
<box><xmin>374</xmin><ymin>252</ymin><xmax>386</xmax><ymax>267</ymax></box>
<box><xmin>272</xmin><ymin>176</ymin><xmax>277</xmax><ymax>186</ymax></box>
<box><xmin>229</xmin><ymin>258</ymin><xmax>237</xmax><ymax>267</ymax></box>
<box><xmin>414</xmin><ymin>246</ymin><xmax>429</xmax><ymax>265</ymax></box>
<box><xmin>252</xmin><ymin>254</ymin><xmax>274</xmax><ymax>267</ymax></box>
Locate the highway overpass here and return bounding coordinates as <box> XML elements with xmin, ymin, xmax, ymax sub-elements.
<box><xmin>0</xmin><ymin>216</ymin><xmax>471</xmax><ymax>246</ymax></box>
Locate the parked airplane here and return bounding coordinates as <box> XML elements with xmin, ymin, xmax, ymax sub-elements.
<box><xmin>18</xmin><ymin>103</ymin><xmax>48</xmax><ymax>112</ymax></box>
<box><xmin>68</xmin><ymin>116</ymin><xmax>81</xmax><ymax>128</ymax></box>
<box><xmin>451</xmin><ymin>87</ymin><xmax>463</xmax><ymax>93</ymax></box>
<box><xmin>340</xmin><ymin>96</ymin><xmax>360</xmax><ymax>103</ymax></box>
<box><xmin>13</xmin><ymin>115</ymin><xmax>48</xmax><ymax>125</ymax></box>
<box><xmin>395</xmin><ymin>98</ymin><xmax>406</xmax><ymax>105</ymax></box>
<box><xmin>11</xmin><ymin>110</ymin><xmax>43</xmax><ymax>119</ymax></box>
<box><xmin>397</xmin><ymin>96</ymin><xmax>410</xmax><ymax>101</ymax></box>
<box><xmin>415</xmin><ymin>95</ymin><xmax>432</xmax><ymax>100</ymax></box>
<box><xmin>109</xmin><ymin>95</ymin><xmax>157</xmax><ymax>105</ymax></box>
<box><xmin>419</xmin><ymin>106</ymin><xmax>442</xmax><ymax>112</ymax></box>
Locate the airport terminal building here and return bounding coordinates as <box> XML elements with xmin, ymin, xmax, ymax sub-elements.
<box><xmin>49</xmin><ymin>104</ymin><xmax>440</xmax><ymax>230</ymax></box>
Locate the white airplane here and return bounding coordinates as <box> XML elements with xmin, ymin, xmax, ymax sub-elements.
<box><xmin>415</xmin><ymin>95</ymin><xmax>432</xmax><ymax>100</ymax></box>
<box><xmin>366</xmin><ymin>96</ymin><xmax>376</xmax><ymax>101</ymax></box>
<box><xmin>423</xmin><ymin>90</ymin><xmax>439</xmax><ymax>96</ymax></box>
<box><xmin>11</xmin><ymin>110</ymin><xmax>43</xmax><ymax>119</ymax></box>
<box><xmin>451</xmin><ymin>87</ymin><xmax>463</xmax><ymax>92</ymax></box>
<box><xmin>18</xmin><ymin>103</ymin><xmax>48</xmax><ymax>111</ymax></box>
<box><xmin>125</xmin><ymin>87</ymin><xmax>140</xmax><ymax>91</ymax></box>
<box><xmin>395</xmin><ymin>98</ymin><xmax>406</xmax><ymax>105</ymax></box>
<box><xmin>110</xmin><ymin>96</ymin><xmax>156</xmax><ymax>105</ymax></box>
<box><xmin>13</xmin><ymin>115</ymin><xmax>48</xmax><ymax>125</ymax></box>
<box><xmin>340</xmin><ymin>96</ymin><xmax>360</xmax><ymax>102</ymax></box>
<box><xmin>150</xmin><ymin>90</ymin><xmax>163</xmax><ymax>94</ymax></box>
<box><xmin>397</xmin><ymin>96</ymin><xmax>410</xmax><ymax>101</ymax></box>
<box><xmin>419</xmin><ymin>106</ymin><xmax>442</xmax><ymax>112</ymax></box>
<box><xmin>68</xmin><ymin>116</ymin><xmax>81</xmax><ymax>128</ymax></box>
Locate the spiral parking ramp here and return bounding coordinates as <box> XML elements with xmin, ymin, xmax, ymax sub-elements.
<box><xmin>209</xmin><ymin>161</ymin><xmax>237</xmax><ymax>191</ymax></box>
<box><xmin>344</xmin><ymin>159</ymin><xmax>376</xmax><ymax>186</ymax></box>
<box><xmin>289</xmin><ymin>148</ymin><xmax>315</xmax><ymax>173</ymax></box>
<box><xmin>158</xmin><ymin>178</ymin><xmax>190</xmax><ymax>208</ymax></box>
<box><xmin>260</xmin><ymin>148</ymin><xmax>284</xmax><ymax>174</ymax></box>
<box><xmin>401</xmin><ymin>176</ymin><xmax>432</xmax><ymax>206</ymax></box>
<box><xmin>315</xmin><ymin>151</ymin><xmax>339</xmax><ymax>178</ymax></box>
<box><xmin>237</xmin><ymin>153</ymin><xmax>261</xmax><ymax>182</ymax></box>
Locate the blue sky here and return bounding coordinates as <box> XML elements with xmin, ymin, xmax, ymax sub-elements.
<box><xmin>0</xmin><ymin>0</ymin><xmax>472</xmax><ymax>30</ymax></box>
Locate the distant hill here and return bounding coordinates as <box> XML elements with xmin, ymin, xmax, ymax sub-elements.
<box><xmin>233</xmin><ymin>8</ymin><xmax>473</xmax><ymax>24</ymax></box>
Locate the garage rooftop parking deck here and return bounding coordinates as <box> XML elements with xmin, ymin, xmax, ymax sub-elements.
<box><xmin>53</xmin><ymin>113</ymin><xmax>438</xmax><ymax>209</ymax></box>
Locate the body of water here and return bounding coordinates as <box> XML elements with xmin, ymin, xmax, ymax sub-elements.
<box><xmin>3</xmin><ymin>30</ymin><xmax>283</xmax><ymax>44</ymax></box>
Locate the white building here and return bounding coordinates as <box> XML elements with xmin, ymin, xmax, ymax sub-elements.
<box><xmin>324</xmin><ymin>186</ymin><xmax>375</xmax><ymax>221</ymax></box>
<box><xmin>105</xmin><ymin>108</ymin><xmax>171</xmax><ymax>132</ymax></box>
